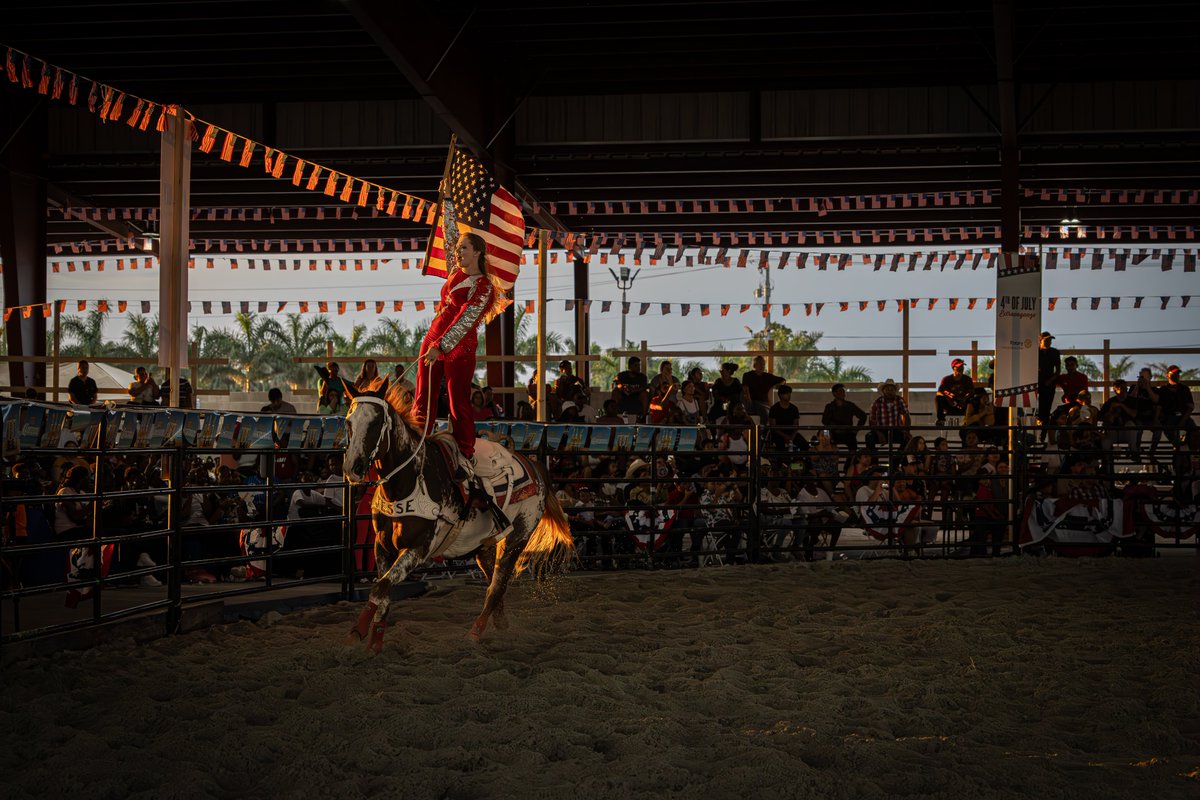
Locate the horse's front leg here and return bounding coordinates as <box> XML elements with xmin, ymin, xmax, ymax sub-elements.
<box><xmin>351</xmin><ymin>521</ymin><xmax>431</xmax><ymax>654</ymax></box>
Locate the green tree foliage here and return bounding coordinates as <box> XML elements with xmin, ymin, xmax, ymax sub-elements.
<box><xmin>188</xmin><ymin>325</ymin><xmax>244</xmax><ymax>391</ymax></box>
<box><xmin>270</xmin><ymin>314</ymin><xmax>335</xmax><ymax>390</ymax></box>
<box><xmin>59</xmin><ymin>311</ymin><xmax>120</xmax><ymax>358</ymax></box>
<box><xmin>806</xmin><ymin>354</ymin><xmax>873</xmax><ymax>385</ymax></box>
<box><xmin>741</xmin><ymin>324</ymin><xmax>825</xmax><ymax>382</ymax></box>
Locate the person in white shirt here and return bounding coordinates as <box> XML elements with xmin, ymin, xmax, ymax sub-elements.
<box><xmin>288</xmin><ymin>472</ymin><xmax>332</xmax><ymax>520</ymax></box>
<box><xmin>759</xmin><ymin>475</ymin><xmax>798</xmax><ymax>560</ymax></box>
<box><xmin>796</xmin><ymin>477</ymin><xmax>847</xmax><ymax>561</ymax></box>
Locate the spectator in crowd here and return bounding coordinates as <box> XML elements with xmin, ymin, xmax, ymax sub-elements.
<box><xmin>353</xmin><ymin>359</ymin><xmax>380</xmax><ymax>391</ymax></box>
<box><xmin>391</xmin><ymin>363</ymin><xmax>416</xmax><ymax>394</ymax></box>
<box><xmin>866</xmin><ymin>378</ymin><xmax>910</xmax><ymax>451</ymax></box>
<box><xmin>612</xmin><ymin>356</ymin><xmax>649</xmax><ymax>421</ymax></box>
<box><xmin>1125</xmin><ymin>366</ymin><xmax>1160</xmax><ymax>454</ymax></box>
<box><xmin>968</xmin><ymin>457</ymin><xmax>1009</xmax><ymax>556</ymax></box>
<box><xmin>261</xmin><ymin>387</ymin><xmax>297</xmax><ymax>415</ymax></box>
<box><xmin>962</xmin><ymin>386</ymin><xmax>998</xmax><ymax>444</ymax></box>
<box><xmin>742</xmin><ymin>355</ymin><xmax>784</xmax><ymax>419</ymax></box>
<box><xmin>1054</xmin><ymin>356</ymin><xmax>1089</xmax><ymax>410</ymax></box>
<box><xmin>766</xmin><ymin>385</ymin><xmax>803</xmax><ymax>452</ymax></box>
<box><xmin>481</xmin><ymin>386</ymin><xmax>505</xmax><ymax>419</ymax></box>
<box><xmin>759</xmin><ymin>471</ymin><xmax>798</xmax><ymax>561</ymax></box>
<box><xmin>1065</xmin><ymin>390</ymin><xmax>1101</xmax><ymax>450</ymax></box>
<box><xmin>795</xmin><ymin>475</ymin><xmax>844</xmax><ymax>562</ymax></box>
<box><xmin>288</xmin><ymin>471</ymin><xmax>334</xmax><ymax>519</ymax></box>
<box><xmin>708</xmin><ymin>362</ymin><xmax>743</xmax><ymax>423</ymax></box>
<box><xmin>554</xmin><ymin>360</ymin><xmax>587</xmax><ymax>406</ymax></box>
<box><xmin>68</xmin><ymin>360</ymin><xmax>98</xmax><ymax>406</ymax></box>
<box><xmin>173</xmin><ymin>373</ymin><xmax>194</xmax><ymax>409</ymax></box>
<box><xmin>677</xmin><ymin>380</ymin><xmax>704</xmax><ymax>424</ymax></box>
<box><xmin>684</xmin><ymin>367</ymin><xmax>710</xmax><ymax>412</ymax></box>
<box><xmin>821</xmin><ymin>383</ymin><xmax>868</xmax><ymax>451</ymax></box>
<box><xmin>1037</xmin><ymin>331</ymin><xmax>1062</xmax><ymax>438</ymax></box>
<box><xmin>649</xmin><ymin>359</ymin><xmax>681</xmax><ymax>396</ymax></box>
<box><xmin>955</xmin><ymin>430</ymin><xmax>986</xmax><ymax>501</ymax></box>
<box><xmin>1151</xmin><ymin>365</ymin><xmax>1196</xmax><ymax>455</ymax></box>
<box><xmin>1099</xmin><ymin>378</ymin><xmax>1141</xmax><ymax>461</ymax></box>
<box><xmin>317</xmin><ymin>386</ymin><xmax>345</xmax><ymax>416</ymax></box>
<box><xmin>572</xmin><ymin>388</ymin><xmax>596</xmax><ymax>423</ymax></box>
<box><xmin>596</xmin><ymin>398</ymin><xmax>623</xmax><ymax>424</ymax></box>
<box><xmin>808</xmin><ymin>429</ymin><xmax>841</xmax><ymax>497</ymax></box>
<box><xmin>314</xmin><ymin>362</ymin><xmax>350</xmax><ymax>412</ymax></box>
<box><xmin>127</xmin><ymin>367</ymin><xmax>161</xmax><ymax>405</ymax></box>
<box><xmin>700</xmin><ymin>476</ymin><xmax>744</xmax><ymax>563</ymax></box>
<box><xmin>514</xmin><ymin>400</ymin><xmax>535</xmax><ymax>421</ymax></box>
<box><xmin>471</xmin><ymin>388</ymin><xmax>494</xmax><ymax>421</ymax></box>
<box><xmin>55</xmin><ymin>465</ymin><xmax>93</xmax><ymax>540</ymax></box>
<box><xmin>935</xmin><ymin>358</ymin><xmax>974</xmax><ymax>425</ymax></box>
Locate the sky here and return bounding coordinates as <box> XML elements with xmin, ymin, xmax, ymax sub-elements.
<box><xmin>47</xmin><ymin>245</ymin><xmax>1200</xmax><ymax>383</ymax></box>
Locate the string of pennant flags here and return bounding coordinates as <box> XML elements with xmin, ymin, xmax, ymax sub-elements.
<box><xmin>5</xmin><ymin>294</ymin><xmax>1195</xmax><ymax>323</ymax></box>
<box><xmin>47</xmin><ymin>188</ymin><xmax>1199</xmax><ymax>224</ymax></box>
<box><xmin>8</xmin><ymin>42</ymin><xmax>1200</xmax><ymax>276</ymax></box>
<box><xmin>30</xmin><ymin>245</ymin><xmax>1200</xmax><ymax>274</ymax></box>
<box><xmin>533</xmin><ymin>188</ymin><xmax>1199</xmax><ymax>218</ymax></box>
<box><xmin>3</xmin><ymin>45</ymin><xmax>440</xmax><ymax>226</ymax></box>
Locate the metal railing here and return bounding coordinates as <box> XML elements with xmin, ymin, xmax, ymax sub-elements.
<box><xmin>3</xmin><ymin>400</ymin><xmax>1196</xmax><ymax>650</ymax></box>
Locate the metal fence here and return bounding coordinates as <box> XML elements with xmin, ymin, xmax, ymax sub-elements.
<box><xmin>3</xmin><ymin>399</ymin><xmax>1196</xmax><ymax>650</ymax></box>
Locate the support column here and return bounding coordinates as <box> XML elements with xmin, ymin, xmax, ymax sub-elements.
<box><xmin>0</xmin><ymin>93</ymin><xmax>47</xmax><ymax>392</ymax></box>
<box><xmin>573</xmin><ymin>255</ymin><xmax>590</xmax><ymax>386</ymax></box>
<box><xmin>158</xmin><ymin>110</ymin><xmax>191</xmax><ymax>408</ymax></box>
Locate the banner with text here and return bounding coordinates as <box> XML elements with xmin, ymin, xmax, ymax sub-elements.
<box><xmin>993</xmin><ymin>252</ymin><xmax>1041</xmax><ymax>408</ymax></box>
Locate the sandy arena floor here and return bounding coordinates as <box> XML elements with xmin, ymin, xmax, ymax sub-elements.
<box><xmin>2</xmin><ymin>558</ymin><xmax>1198</xmax><ymax>799</ymax></box>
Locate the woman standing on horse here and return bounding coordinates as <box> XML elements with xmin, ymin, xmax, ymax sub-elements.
<box><xmin>414</xmin><ymin>231</ymin><xmax>507</xmax><ymax>478</ymax></box>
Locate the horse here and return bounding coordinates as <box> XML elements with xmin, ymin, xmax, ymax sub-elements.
<box><xmin>341</xmin><ymin>379</ymin><xmax>572</xmax><ymax>652</ymax></box>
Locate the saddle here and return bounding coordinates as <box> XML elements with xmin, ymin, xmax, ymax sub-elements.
<box><xmin>428</xmin><ymin>434</ymin><xmax>538</xmax><ymax>512</ymax></box>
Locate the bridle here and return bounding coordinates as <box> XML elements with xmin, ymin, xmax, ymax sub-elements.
<box><xmin>348</xmin><ymin>395</ymin><xmax>427</xmax><ymax>489</ymax></box>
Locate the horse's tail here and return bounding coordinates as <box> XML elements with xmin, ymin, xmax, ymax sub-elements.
<box><xmin>516</xmin><ymin>460</ymin><xmax>574</xmax><ymax>580</ymax></box>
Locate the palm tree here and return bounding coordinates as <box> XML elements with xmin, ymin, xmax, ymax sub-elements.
<box><xmin>215</xmin><ymin>312</ymin><xmax>287</xmax><ymax>391</ymax></box>
<box><xmin>1108</xmin><ymin>356</ymin><xmax>1135</xmax><ymax>381</ymax></box>
<box><xmin>271</xmin><ymin>314</ymin><xmax>334</xmax><ymax>390</ymax></box>
<box><xmin>806</xmin><ymin>354</ymin><xmax>873</xmax><ymax>385</ymax></box>
<box><xmin>371</xmin><ymin>318</ymin><xmax>427</xmax><ymax>360</ymax></box>
<box><xmin>189</xmin><ymin>325</ymin><xmax>243</xmax><ymax>391</ymax></box>
<box><xmin>59</xmin><ymin>311</ymin><xmax>119</xmax><ymax>357</ymax></box>
<box><xmin>1146</xmin><ymin>361</ymin><xmax>1200</xmax><ymax>381</ymax></box>
<box><xmin>330</xmin><ymin>324</ymin><xmax>376</xmax><ymax>358</ymax></box>
<box><xmin>117</xmin><ymin>313</ymin><xmax>159</xmax><ymax>359</ymax></box>
<box><xmin>512</xmin><ymin>307</ymin><xmax>565</xmax><ymax>379</ymax></box>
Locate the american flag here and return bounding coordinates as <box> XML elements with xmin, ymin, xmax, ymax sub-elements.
<box><xmin>425</xmin><ymin>147</ymin><xmax>524</xmax><ymax>290</ymax></box>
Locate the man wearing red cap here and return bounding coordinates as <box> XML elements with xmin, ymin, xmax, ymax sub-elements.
<box><xmin>935</xmin><ymin>358</ymin><xmax>974</xmax><ymax>425</ymax></box>
<box><xmin>1151</xmin><ymin>365</ymin><xmax>1195</xmax><ymax>453</ymax></box>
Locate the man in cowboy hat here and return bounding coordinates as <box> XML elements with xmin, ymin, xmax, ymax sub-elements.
<box><xmin>866</xmin><ymin>378</ymin><xmax>910</xmax><ymax>451</ymax></box>
<box><xmin>935</xmin><ymin>357</ymin><xmax>975</xmax><ymax>425</ymax></box>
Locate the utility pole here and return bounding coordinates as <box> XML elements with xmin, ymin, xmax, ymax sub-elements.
<box><xmin>753</xmin><ymin>256</ymin><xmax>773</xmax><ymax>348</ymax></box>
<box><xmin>609</xmin><ymin>266</ymin><xmax>639</xmax><ymax>369</ymax></box>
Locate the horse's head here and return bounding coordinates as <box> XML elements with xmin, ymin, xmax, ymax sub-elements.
<box><xmin>342</xmin><ymin>377</ymin><xmax>417</xmax><ymax>483</ymax></box>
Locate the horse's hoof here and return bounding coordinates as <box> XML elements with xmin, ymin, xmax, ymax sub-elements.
<box><xmin>492</xmin><ymin>610</ymin><xmax>509</xmax><ymax>631</ymax></box>
<box><xmin>368</xmin><ymin>621</ymin><xmax>386</xmax><ymax>655</ymax></box>
<box><xmin>468</xmin><ymin>614</ymin><xmax>488</xmax><ymax>641</ymax></box>
<box><xmin>350</xmin><ymin>601</ymin><xmax>378</xmax><ymax>641</ymax></box>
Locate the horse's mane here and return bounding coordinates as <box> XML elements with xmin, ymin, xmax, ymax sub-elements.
<box><xmin>359</xmin><ymin>376</ymin><xmax>422</xmax><ymax>433</ymax></box>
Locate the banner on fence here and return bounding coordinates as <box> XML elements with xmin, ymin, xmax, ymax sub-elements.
<box><xmin>993</xmin><ymin>252</ymin><xmax>1041</xmax><ymax>407</ymax></box>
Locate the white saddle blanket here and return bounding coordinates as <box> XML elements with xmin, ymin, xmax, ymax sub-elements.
<box><xmin>470</xmin><ymin>438</ymin><xmax>532</xmax><ymax>500</ymax></box>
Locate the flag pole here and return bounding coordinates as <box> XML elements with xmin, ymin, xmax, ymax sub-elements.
<box><xmin>536</xmin><ymin>228</ymin><xmax>548</xmax><ymax>422</ymax></box>
<box><xmin>422</xmin><ymin>133</ymin><xmax>458</xmax><ymax>270</ymax></box>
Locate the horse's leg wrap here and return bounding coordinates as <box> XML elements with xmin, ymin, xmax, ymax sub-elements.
<box><xmin>368</xmin><ymin>620</ymin><xmax>387</xmax><ymax>655</ymax></box>
<box><xmin>349</xmin><ymin>601</ymin><xmax>378</xmax><ymax>641</ymax></box>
